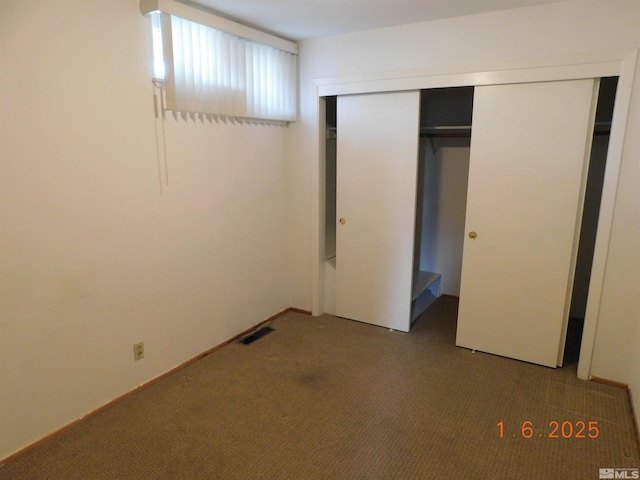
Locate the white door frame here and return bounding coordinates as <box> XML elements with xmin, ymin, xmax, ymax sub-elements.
<box><xmin>309</xmin><ymin>48</ymin><xmax>638</xmax><ymax>380</ymax></box>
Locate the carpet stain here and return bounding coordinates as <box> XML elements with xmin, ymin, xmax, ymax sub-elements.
<box><xmin>295</xmin><ymin>371</ymin><xmax>323</xmax><ymax>385</ymax></box>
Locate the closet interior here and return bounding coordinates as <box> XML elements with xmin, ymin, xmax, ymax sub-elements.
<box><xmin>324</xmin><ymin>96</ymin><xmax>337</xmax><ymax>314</ymax></box>
<box><xmin>323</xmin><ymin>77</ymin><xmax>617</xmax><ymax>366</ymax></box>
<box><xmin>563</xmin><ymin>76</ymin><xmax>618</xmax><ymax>365</ymax></box>
<box><xmin>324</xmin><ymin>87</ymin><xmax>474</xmax><ymax>321</ymax></box>
<box><xmin>413</xmin><ymin>87</ymin><xmax>474</xmax><ymax>321</ymax></box>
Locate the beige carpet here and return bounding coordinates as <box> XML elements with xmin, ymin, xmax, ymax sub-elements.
<box><xmin>1</xmin><ymin>296</ymin><xmax>638</xmax><ymax>479</ymax></box>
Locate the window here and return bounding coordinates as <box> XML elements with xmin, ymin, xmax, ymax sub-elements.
<box><xmin>151</xmin><ymin>12</ymin><xmax>165</xmax><ymax>79</ymax></box>
<box><xmin>148</xmin><ymin>10</ymin><xmax>297</xmax><ymax>122</ymax></box>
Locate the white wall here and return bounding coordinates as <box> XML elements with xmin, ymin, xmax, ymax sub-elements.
<box><xmin>291</xmin><ymin>0</ymin><xmax>640</xmax><ymax>387</ymax></box>
<box><xmin>0</xmin><ymin>0</ymin><xmax>290</xmax><ymax>460</ymax></box>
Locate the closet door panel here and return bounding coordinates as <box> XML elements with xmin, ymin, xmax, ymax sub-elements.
<box><xmin>456</xmin><ymin>79</ymin><xmax>597</xmax><ymax>367</ymax></box>
<box><xmin>335</xmin><ymin>91</ymin><xmax>420</xmax><ymax>332</ymax></box>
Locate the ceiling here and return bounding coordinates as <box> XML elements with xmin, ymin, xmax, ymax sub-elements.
<box><xmin>185</xmin><ymin>0</ymin><xmax>571</xmax><ymax>41</ymax></box>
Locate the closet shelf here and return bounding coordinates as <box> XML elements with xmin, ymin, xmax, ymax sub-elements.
<box><xmin>411</xmin><ymin>271</ymin><xmax>442</xmax><ymax>323</ymax></box>
<box><xmin>412</xmin><ymin>271</ymin><xmax>441</xmax><ymax>301</ymax></box>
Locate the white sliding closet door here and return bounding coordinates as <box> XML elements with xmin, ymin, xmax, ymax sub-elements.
<box><xmin>456</xmin><ymin>79</ymin><xmax>598</xmax><ymax>367</ymax></box>
<box><xmin>335</xmin><ymin>91</ymin><xmax>420</xmax><ymax>332</ymax></box>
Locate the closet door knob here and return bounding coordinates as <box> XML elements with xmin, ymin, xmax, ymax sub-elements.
<box><xmin>339</xmin><ymin>218</ymin><xmax>346</xmax><ymax>225</ymax></box>
<box><xmin>468</xmin><ymin>231</ymin><xmax>477</xmax><ymax>239</ymax></box>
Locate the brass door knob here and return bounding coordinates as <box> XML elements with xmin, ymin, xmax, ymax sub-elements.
<box><xmin>468</xmin><ymin>231</ymin><xmax>477</xmax><ymax>239</ymax></box>
<box><xmin>339</xmin><ymin>218</ymin><xmax>346</xmax><ymax>225</ymax></box>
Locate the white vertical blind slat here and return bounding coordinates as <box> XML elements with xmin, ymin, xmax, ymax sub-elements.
<box><xmin>160</xmin><ymin>15</ymin><xmax>296</xmax><ymax>121</ymax></box>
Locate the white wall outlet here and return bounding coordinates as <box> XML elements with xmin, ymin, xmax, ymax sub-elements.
<box><xmin>133</xmin><ymin>342</ymin><xmax>144</xmax><ymax>361</ymax></box>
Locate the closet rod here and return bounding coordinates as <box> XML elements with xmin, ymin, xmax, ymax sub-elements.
<box><xmin>419</xmin><ymin>125</ymin><xmax>471</xmax><ymax>138</ymax></box>
<box><xmin>328</xmin><ymin>122</ymin><xmax>610</xmax><ymax>140</ymax></box>
<box><xmin>593</xmin><ymin>122</ymin><xmax>611</xmax><ymax>136</ymax></box>
<box><xmin>419</xmin><ymin>122</ymin><xmax>611</xmax><ymax>138</ymax></box>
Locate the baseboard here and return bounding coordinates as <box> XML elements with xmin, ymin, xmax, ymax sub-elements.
<box><xmin>289</xmin><ymin>307</ymin><xmax>312</xmax><ymax>315</ymax></box>
<box><xmin>590</xmin><ymin>376</ymin><xmax>629</xmax><ymax>390</ymax></box>
<box><xmin>590</xmin><ymin>376</ymin><xmax>640</xmax><ymax>452</ymax></box>
<box><xmin>627</xmin><ymin>386</ymin><xmax>640</xmax><ymax>453</ymax></box>
<box><xmin>0</xmin><ymin>306</ymin><xmax>304</xmax><ymax>466</ymax></box>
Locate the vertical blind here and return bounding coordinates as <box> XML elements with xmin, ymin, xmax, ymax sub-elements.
<box><xmin>153</xmin><ymin>13</ymin><xmax>297</xmax><ymax>122</ymax></box>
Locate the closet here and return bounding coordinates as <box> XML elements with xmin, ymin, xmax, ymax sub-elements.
<box><xmin>563</xmin><ymin>77</ymin><xmax>618</xmax><ymax>365</ymax></box>
<box><xmin>324</xmin><ymin>77</ymin><xmax>617</xmax><ymax>368</ymax></box>
<box><xmin>415</xmin><ymin>87</ymin><xmax>474</xmax><ymax>305</ymax></box>
<box><xmin>325</xmin><ymin>88</ymin><xmax>471</xmax><ymax>331</ymax></box>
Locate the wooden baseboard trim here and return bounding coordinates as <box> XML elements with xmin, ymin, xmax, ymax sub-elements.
<box><xmin>590</xmin><ymin>376</ymin><xmax>629</xmax><ymax>390</ymax></box>
<box><xmin>0</xmin><ymin>307</ymin><xmax>299</xmax><ymax>467</ymax></box>
<box><xmin>627</xmin><ymin>386</ymin><xmax>640</xmax><ymax>453</ymax></box>
<box><xmin>288</xmin><ymin>307</ymin><xmax>312</xmax><ymax>315</ymax></box>
<box><xmin>589</xmin><ymin>377</ymin><xmax>640</xmax><ymax>450</ymax></box>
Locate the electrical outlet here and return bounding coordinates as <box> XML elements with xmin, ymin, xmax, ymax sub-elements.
<box><xmin>133</xmin><ymin>342</ymin><xmax>144</xmax><ymax>361</ymax></box>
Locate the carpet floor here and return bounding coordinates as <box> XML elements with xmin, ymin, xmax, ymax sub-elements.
<box><xmin>1</xmin><ymin>296</ymin><xmax>638</xmax><ymax>479</ymax></box>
